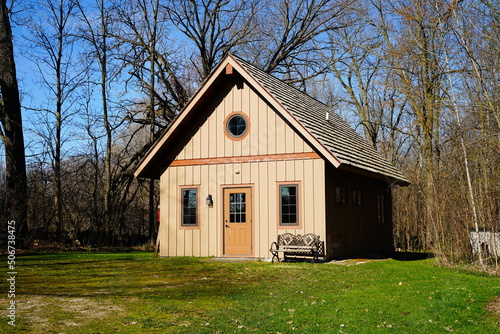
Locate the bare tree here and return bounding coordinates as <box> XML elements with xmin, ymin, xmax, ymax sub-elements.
<box><xmin>0</xmin><ymin>0</ymin><xmax>28</xmax><ymax>240</ymax></box>
<box><xmin>113</xmin><ymin>0</ymin><xmax>169</xmax><ymax>241</ymax></box>
<box><xmin>444</xmin><ymin>0</ymin><xmax>500</xmax><ymax>266</ymax></box>
<box><xmin>114</xmin><ymin>0</ymin><xmax>184</xmax><ymax>125</ymax></box>
<box><xmin>26</xmin><ymin>0</ymin><xmax>83</xmax><ymax>241</ymax></box>
<box><xmin>247</xmin><ymin>0</ymin><xmax>351</xmax><ymax>88</ymax></box>
<box><xmin>367</xmin><ymin>0</ymin><xmax>456</xmax><ymax>253</ymax></box>
<box><xmin>75</xmin><ymin>0</ymin><xmax>117</xmax><ymax>243</ymax></box>
<box><xmin>165</xmin><ymin>0</ymin><xmax>259</xmax><ymax>79</ymax></box>
<box><xmin>326</xmin><ymin>4</ymin><xmax>385</xmax><ymax>148</ymax></box>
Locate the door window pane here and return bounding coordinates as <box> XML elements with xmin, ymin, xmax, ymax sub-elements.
<box><xmin>229</xmin><ymin>192</ymin><xmax>246</xmax><ymax>223</ymax></box>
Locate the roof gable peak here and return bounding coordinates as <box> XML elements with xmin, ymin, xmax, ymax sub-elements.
<box><xmin>134</xmin><ymin>54</ymin><xmax>408</xmax><ymax>186</ymax></box>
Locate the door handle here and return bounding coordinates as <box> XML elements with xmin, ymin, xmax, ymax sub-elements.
<box><xmin>225</xmin><ymin>225</ymin><xmax>229</xmax><ymax>228</ymax></box>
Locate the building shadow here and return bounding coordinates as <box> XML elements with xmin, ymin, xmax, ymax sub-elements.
<box><xmin>391</xmin><ymin>251</ymin><xmax>434</xmax><ymax>261</ymax></box>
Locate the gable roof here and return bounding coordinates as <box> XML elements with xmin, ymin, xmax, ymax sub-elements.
<box><xmin>134</xmin><ymin>54</ymin><xmax>409</xmax><ymax>186</ymax></box>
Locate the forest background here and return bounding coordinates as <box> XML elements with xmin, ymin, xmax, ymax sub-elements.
<box><xmin>1</xmin><ymin>0</ymin><xmax>499</xmax><ymax>269</ymax></box>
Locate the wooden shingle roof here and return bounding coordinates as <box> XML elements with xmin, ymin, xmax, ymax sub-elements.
<box><xmin>231</xmin><ymin>55</ymin><xmax>409</xmax><ymax>185</ymax></box>
<box><xmin>134</xmin><ymin>54</ymin><xmax>409</xmax><ymax>185</ymax></box>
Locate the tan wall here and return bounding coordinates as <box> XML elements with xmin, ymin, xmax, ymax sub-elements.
<box><xmin>159</xmin><ymin>158</ymin><xmax>325</xmax><ymax>258</ymax></box>
<box><xmin>175</xmin><ymin>81</ymin><xmax>314</xmax><ymax>161</ymax></box>
<box><xmin>158</xmin><ymin>80</ymin><xmax>325</xmax><ymax>258</ymax></box>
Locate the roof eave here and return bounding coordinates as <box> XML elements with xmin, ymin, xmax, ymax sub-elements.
<box><xmin>337</xmin><ymin>163</ymin><xmax>410</xmax><ymax>187</ymax></box>
<box><xmin>134</xmin><ymin>54</ymin><xmax>235</xmax><ymax>179</ymax></box>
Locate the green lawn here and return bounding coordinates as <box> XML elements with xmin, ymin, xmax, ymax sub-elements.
<box><xmin>1</xmin><ymin>252</ymin><xmax>499</xmax><ymax>333</ymax></box>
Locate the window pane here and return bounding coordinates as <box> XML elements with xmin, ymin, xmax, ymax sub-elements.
<box><xmin>227</xmin><ymin>115</ymin><xmax>247</xmax><ymax>137</ymax></box>
<box><xmin>280</xmin><ymin>185</ymin><xmax>298</xmax><ymax>226</ymax></box>
<box><xmin>229</xmin><ymin>192</ymin><xmax>246</xmax><ymax>223</ymax></box>
<box><xmin>336</xmin><ymin>186</ymin><xmax>347</xmax><ymax>205</ymax></box>
<box><xmin>377</xmin><ymin>194</ymin><xmax>385</xmax><ymax>224</ymax></box>
<box><xmin>182</xmin><ymin>189</ymin><xmax>197</xmax><ymax>226</ymax></box>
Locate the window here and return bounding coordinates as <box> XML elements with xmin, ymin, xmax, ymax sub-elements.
<box><xmin>352</xmin><ymin>188</ymin><xmax>363</xmax><ymax>206</ymax></box>
<box><xmin>227</xmin><ymin>114</ymin><xmax>247</xmax><ymax>137</ymax></box>
<box><xmin>224</xmin><ymin>112</ymin><xmax>250</xmax><ymax>140</ymax></box>
<box><xmin>279</xmin><ymin>184</ymin><xmax>298</xmax><ymax>226</ymax></box>
<box><xmin>335</xmin><ymin>186</ymin><xmax>347</xmax><ymax>205</ymax></box>
<box><xmin>181</xmin><ymin>188</ymin><xmax>198</xmax><ymax>227</ymax></box>
<box><xmin>229</xmin><ymin>192</ymin><xmax>247</xmax><ymax>223</ymax></box>
<box><xmin>377</xmin><ymin>193</ymin><xmax>385</xmax><ymax>224</ymax></box>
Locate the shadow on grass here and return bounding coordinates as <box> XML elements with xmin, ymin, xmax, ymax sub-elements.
<box><xmin>279</xmin><ymin>251</ymin><xmax>434</xmax><ymax>263</ymax></box>
<box><xmin>392</xmin><ymin>251</ymin><xmax>434</xmax><ymax>261</ymax></box>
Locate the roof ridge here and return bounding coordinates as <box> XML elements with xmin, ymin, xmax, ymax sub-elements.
<box><xmin>230</xmin><ymin>53</ymin><xmax>331</xmax><ymax>108</ymax></box>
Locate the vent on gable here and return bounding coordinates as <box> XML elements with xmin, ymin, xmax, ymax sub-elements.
<box><xmin>225</xmin><ymin>64</ymin><xmax>235</xmax><ymax>76</ymax></box>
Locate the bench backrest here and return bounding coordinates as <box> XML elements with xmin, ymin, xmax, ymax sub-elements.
<box><xmin>277</xmin><ymin>233</ymin><xmax>320</xmax><ymax>247</ymax></box>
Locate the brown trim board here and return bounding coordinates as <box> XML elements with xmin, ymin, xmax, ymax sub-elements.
<box><xmin>170</xmin><ymin>152</ymin><xmax>321</xmax><ymax>167</ymax></box>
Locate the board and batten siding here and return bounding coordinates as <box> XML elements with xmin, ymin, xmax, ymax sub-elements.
<box><xmin>325</xmin><ymin>164</ymin><xmax>394</xmax><ymax>259</ymax></box>
<box><xmin>174</xmin><ymin>79</ymin><xmax>314</xmax><ymax>161</ymax></box>
<box><xmin>158</xmin><ymin>80</ymin><xmax>326</xmax><ymax>258</ymax></box>
<box><xmin>159</xmin><ymin>159</ymin><xmax>325</xmax><ymax>258</ymax></box>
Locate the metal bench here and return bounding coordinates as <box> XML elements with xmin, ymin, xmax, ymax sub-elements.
<box><xmin>270</xmin><ymin>233</ymin><xmax>325</xmax><ymax>263</ymax></box>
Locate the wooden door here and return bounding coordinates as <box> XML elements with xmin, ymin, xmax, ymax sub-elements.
<box><xmin>223</xmin><ymin>187</ymin><xmax>252</xmax><ymax>256</ymax></box>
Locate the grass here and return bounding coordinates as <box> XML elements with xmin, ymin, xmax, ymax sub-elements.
<box><xmin>1</xmin><ymin>252</ymin><xmax>499</xmax><ymax>333</ymax></box>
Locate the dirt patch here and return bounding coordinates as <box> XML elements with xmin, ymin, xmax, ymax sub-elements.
<box><xmin>13</xmin><ymin>295</ymin><xmax>123</xmax><ymax>331</ymax></box>
<box><xmin>327</xmin><ymin>258</ymin><xmax>386</xmax><ymax>266</ymax></box>
<box><xmin>487</xmin><ymin>296</ymin><xmax>500</xmax><ymax>316</ymax></box>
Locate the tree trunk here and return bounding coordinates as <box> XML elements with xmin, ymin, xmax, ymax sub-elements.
<box><xmin>0</xmin><ymin>0</ymin><xmax>28</xmax><ymax>242</ymax></box>
<box><xmin>148</xmin><ymin>0</ymin><xmax>159</xmax><ymax>242</ymax></box>
<box><xmin>100</xmin><ymin>1</ymin><xmax>112</xmax><ymax>245</ymax></box>
<box><xmin>54</xmin><ymin>1</ymin><xmax>64</xmax><ymax>241</ymax></box>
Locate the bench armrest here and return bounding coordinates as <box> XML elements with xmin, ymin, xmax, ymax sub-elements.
<box><xmin>270</xmin><ymin>241</ymin><xmax>279</xmax><ymax>252</ymax></box>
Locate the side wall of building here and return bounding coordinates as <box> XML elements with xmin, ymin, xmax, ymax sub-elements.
<box><xmin>325</xmin><ymin>164</ymin><xmax>394</xmax><ymax>259</ymax></box>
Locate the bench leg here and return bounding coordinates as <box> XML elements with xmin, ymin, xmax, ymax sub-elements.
<box><xmin>270</xmin><ymin>251</ymin><xmax>279</xmax><ymax>263</ymax></box>
<box><xmin>312</xmin><ymin>251</ymin><xmax>318</xmax><ymax>263</ymax></box>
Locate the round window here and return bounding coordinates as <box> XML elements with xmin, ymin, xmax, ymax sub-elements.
<box><xmin>226</xmin><ymin>114</ymin><xmax>248</xmax><ymax>138</ymax></box>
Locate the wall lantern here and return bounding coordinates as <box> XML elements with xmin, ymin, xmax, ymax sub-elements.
<box><xmin>206</xmin><ymin>194</ymin><xmax>213</xmax><ymax>207</ymax></box>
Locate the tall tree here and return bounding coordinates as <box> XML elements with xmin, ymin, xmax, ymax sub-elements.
<box><xmin>75</xmin><ymin>0</ymin><xmax>116</xmax><ymax>243</ymax></box>
<box><xmin>248</xmin><ymin>0</ymin><xmax>351</xmax><ymax>87</ymax></box>
<box><xmin>114</xmin><ymin>0</ymin><xmax>183</xmax><ymax>125</ymax></box>
<box><xmin>445</xmin><ymin>0</ymin><xmax>500</xmax><ymax>265</ymax></box>
<box><xmin>146</xmin><ymin>0</ymin><xmax>159</xmax><ymax>242</ymax></box>
<box><xmin>27</xmin><ymin>0</ymin><xmax>82</xmax><ymax>241</ymax></box>
<box><xmin>165</xmin><ymin>0</ymin><xmax>259</xmax><ymax>80</ymax></box>
<box><xmin>327</xmin><ymin>4</ymin><xmax>384</xmax><ymax>148</ymax></box>
<box><xmin>370</xmin><ymin>0</ymin><xmax>454</xmax><ymax>250</ymax></box>
<box><xmin>114</xmin><ymin>0</ymin><xmax>168</xmax><ymax>241</ymax></box>
<box><xmin>0</xmin><ymin>0</ymin><xmax>28</xmax><ymax>240</ymax></box>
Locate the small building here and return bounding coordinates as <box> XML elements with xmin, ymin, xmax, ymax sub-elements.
<box><xmin>469</xmin><ymin>228</ymin><xmax>500</xmax><ymax>258</ymax></box>
<box><xmin>134</xmin><ymin>54</ymin><xmax>409</xmax><ymax>260</ymax></box>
